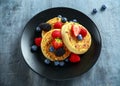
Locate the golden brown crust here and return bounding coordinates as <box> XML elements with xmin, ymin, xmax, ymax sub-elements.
<box><xmin>61</xmin><ymin>22</ymin><xmax>92</xmax><ymax>54</ymax></box>
<box><xmin>41</xmin><ymin>29</ymin><xmax>71</xmax><ymax>61</ymax></box>
<box><xmin>42</xmin><ymin>17</ymin><xmax>61</xmax><ymax>37</ymax></box>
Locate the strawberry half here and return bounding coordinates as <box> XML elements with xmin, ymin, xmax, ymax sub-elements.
<box><xmin>53</xmin><ymin>22</ymin><xmax>63</xmax><ymax>29</ymax></box>
<box><xmin>79</xmin><ymin>28</ymin><xmax>87</xmax><ymax>37</ymax></box>
<box><xmin>52</xmin><ymin>38</ymin><xmax>63</xmax><ymax>49</ymax></box>
<box><xmin>34</xmin><ymin>37</ymin><xmax>42</xmax><ymax>46</ymax></box>
<box><xmin>52</xmin><ymin>30</ymin><xmax>62</xmax><ymax>39</ymax></box>
<box><xmin>71</xmin><ymin>25</ymin><xmax>81</xmax><ymax>37</ymax></box>
<box><xmin>69</xmin><ymin>53</ymin><xmax>80</xmax><ymax>63</ymax></box>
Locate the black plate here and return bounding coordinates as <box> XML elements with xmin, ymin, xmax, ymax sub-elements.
<box><xmin>21</xmin><ymin>7</ymin><xmax>102</xmax><ymax>80</ymax></box>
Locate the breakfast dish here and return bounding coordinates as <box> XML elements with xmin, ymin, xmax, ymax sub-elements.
<box><xmin>21</xmin><ymin>7</ymin><xmax>101</xmax><ymax>80</ymax></box>
<box><xmin>31</xmin><ymin>15</ymin><xmax>92</xmax><ymax>66</ymax></box>
<box><xmin>61</xmin><ymin>22</ymin><xmax>91</xmax><ymax>54</ymax></box>
<box><xmin>41</xmin><ymin>29</ymin><xmax>71</xmax><ymax>61</ymax></box>
<box><xmin>42</xmin><ymin>16</ymin><xmax>68</xmax><ymax>37</ymax></box>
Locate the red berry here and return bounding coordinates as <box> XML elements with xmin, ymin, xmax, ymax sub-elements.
<box><xmin>52</xmin><ymin>38</ymin><xmax>63</xmax><ymax>49</ymax></box>
<box><xmin>34</xmin><ymin>37</ymin><xmax>42</xmax><ymax>46</ymax></box>
<box><xmin>71</xmin><ymin>25</ymin><xmax>81</xmax><ymax>37</ymax></box>
<box><xmin>53</xmin><ymin>22</ymin><xmax>63</xmax><ymax>29</ymax></box>
<box><xmin>80</xmin><ymin>28</ymin><xmax>87</xmax><ymax>37</ymax></box>
<box><xmin>69</xmin><ymin>53</ymin><xmax>80</xmax><ymax>63</ymax></box>
<box><xmin>52</xmin><ymin>30</ymin><xmax>61</xmax><ymax>39</ymax></box>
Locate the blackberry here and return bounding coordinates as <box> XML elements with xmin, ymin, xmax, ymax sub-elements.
<box><xmin>55</xmin><ymin>47</ymin><xmax>65</xmax><ymax>56</ymax></box>
<box><xmin>39</xmin><ymin>23</ymin><xmax>51</xmax><ymax>31</ymax></box>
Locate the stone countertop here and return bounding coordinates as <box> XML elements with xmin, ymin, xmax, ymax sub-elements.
<box><xmin>0</xmin><ymin>0</ymin><xmax>120</xmax><ymax>86</ymax></box>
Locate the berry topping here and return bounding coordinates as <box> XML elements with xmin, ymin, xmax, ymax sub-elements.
<box><xmin>80</xmin><ymin>28</ymin><xmax>87</xmax><ymax>37</ymax></box>
<box><xmin>69</xmin><ymin>53</ymin><xmax>81</xmax><ymax>63</ymax></box>
<box><xmin>39</xmin><ymin>23</ymin><xmax>51</xmax><ymax>31</ymax></box>
<box><xmin>53</xmin><ymin>22</ymin><xmax>63</xmax><ymax>29</ymax></box>
<box><xmin>77</xmin><ymin>34</ymin><xmax>83</xmax><ymax>40</ymax></box>
<box><xmin>73</xmin><ymin>19</ymin><xmax>77</xmax><ymax>22</ymax></box>
<box><xmin>52</xmin><ymin>38</ymin><xmax>63</xmax><ymax>49</ymax></box>
<box><xmin>59</xmin><ymin>61</ymin><xmax>65</xmax><ymax>66</ymax></box>
<box><xmin>55</xmin><ymin>47</ymin><xmax>65</xmax><ymax>56</ymax></box>
<box><xmin>34</xmin><ymin>26</ymin><xmax>41</xmax><ymax>37</ymax></box>
<box><xmin>52</xmin><ymin>30</ymin><xmax>62</xmax><ymax>39</ymax></box>
<box><xmin>44</xmin><ymin>59</ymin><xmax>50</xmax><ymax>64</ymax></box>
<box><xmin>101</xmin><ymin>5</ymin><xmax>106</xmax><ymax>11</ymax></box>
<box><xmin>34</xmin><ymin>37</ymin><xmax>42</xmax><ymax>46</ymax></box>
<box><xmin>54</xmin><ymin>61</ymin><xmax>59</xmax><ymax>66</ymax></box>
<box><xmin>35</xmin><ymin>26</ymin><xmax>41</xmax><ymax>33</ymax></box>
<box><xmin>92</xmin><ymin>8</ymin><xmax>97</xmax><ymax>14</ymax></box>
<box><xmin>58</xmin><ymin>15</ymin><xmax>62</xmax><ymax>18</ymax></box>
<box><xmin>71</xmin><ymin>25</ymin><xmax>81</xmax><ymax>37</ymax></box>
<box><xmin>61</xmin><ymin>17</ymin><xmax>67</xmax><ymax>23</ymax></box>
<box><xmin>49</xmin><ymin>46</ymin><xmax>55</xmax><ymax>52</ymax></box>
<box><xmin>31</xmin><ymin>45</ymin><xmax>38</xmax><ymax>52</ymax></box>
<box><xmin>65</xmin><ymin>58</ymin><xmax>69</xmax><ymax>62</ymax></box>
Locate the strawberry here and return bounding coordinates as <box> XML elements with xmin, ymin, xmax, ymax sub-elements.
<box><xmin>79</xmin><ymin>28</ymin><xmax>87</xmax><ymax>37</ymax></box>
<box><xmin>34</xmin><ymin>37</ymin><xmax>42</xmax><ymax>46</ymax></box>
<box><xmin>69</xmin><ymin>53</ymin><xmax>80</xmax><ymax>63</ymax></box>
<box><xmin>71</xmin><ymin>25</ymin><xmax>81</xmax><ymax>37</ymax></box>
<box><xmin>52</xmin><ymin>30</ymin><xmax>61</xmax><ymax>39</ymax></box>
<box><xmin>52</xmin><ymin>38</ymin><xmax>63</xmax><ymax>49</ymax></box>
<box><xmin>53</xmin><ymin>22</ymin><xmax>63</xmax><ymax>29</ymax></box>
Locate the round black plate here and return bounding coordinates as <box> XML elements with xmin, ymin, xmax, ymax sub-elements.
<box><xmin>21</xmin><ymin>7</ymin><xmax>101</xmax><ymax>80</ymax></box>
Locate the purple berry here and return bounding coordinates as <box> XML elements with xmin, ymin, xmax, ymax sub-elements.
<box><xmin>54</xmin><ymin>61</ymin><xmax>59</xmax><ymax>66</ymax></box>
<box><xmin>31</xmin><ymin>45</ymin><xmax>38</xmax><ymax>52</ymax></box>
<box><xmin>101</xmin><ymin>5</ymin><xmax>106</xmax><ymax>11</ymax></box>
<box><xmin>77</xmin><ymin>34</ymin><xmax>83</xmax><ymax>40</ymax></box>
<box><xmin>44</xmin><ymin>59</ymin><xmax>50</xmax><ymax>64</ymax></box>
<box><xmin>59</xmin><ymin>61</ymin><xmax>65</xmax><ymax>66</ymax></box>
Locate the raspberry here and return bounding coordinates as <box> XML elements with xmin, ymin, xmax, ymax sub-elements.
<box><xmin>69</xmin><ymin>53</ymin><xmax>80</xmax><ymax>63</ymax></box>
<box><xmin>53</xmin><ymin>22</ymin><xmax>63</xmax><ymax>29</ymax></box>
<box><xmin>80</xmin><ymin>28</ymin><xmax>87</xmax><ymax>37</ymax></box>
<box><xmin>52</xmin><ymin>30</ymin><xmax>61</xmax><ymax>39</ymax></box>
<box><xmin>34</xmin><ymin>37</ymin><xmax>42</xmax><ymax>46</ymax></box>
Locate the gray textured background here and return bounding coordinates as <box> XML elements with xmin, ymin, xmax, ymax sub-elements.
<box><xmin>0</xmin><ymin>0</ymin><xmax>120</xmax><ymax>86</ymax></box>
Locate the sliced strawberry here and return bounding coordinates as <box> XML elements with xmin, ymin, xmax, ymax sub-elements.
<box><xmin>69</xmin><ymin>53</ymin><xmax>80</xmax><ymax>63</ymax></box>
<box><xmin>34</xmin><ymin>37</ymin><xmax>42</xmax><ymax>46</ymax></box>
<box><xmin>53</xmin><ymin>22</ymin><xmax>63</xmax><ymax>29</ymax></box>
<box><xmin>52</xmin><ymin>38</ymin><xmax>63</xmax><ymax>49</ymax></box>
<box><xmin>71</xmin><ymin>25</ymin><xmax>81</xmax><ymax>37</ymax></box>
<box><xmin>52</xmin><ymin>30</ymin><xmax>61</xmax><ymax>39</ymax></box>
<box><xmin>79</xmin><ymin>28</ymin><xmax>87</xmax><ymax>37</ymax></box>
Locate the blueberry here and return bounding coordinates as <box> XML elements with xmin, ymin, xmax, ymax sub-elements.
<box><xmin>101</xmin><ymin>5</ymin><xmax>106</xmax><ymax>11</ymax></box>
<box><xmin>61</xmin><ymin>17</ymin><xmax>67</xmax><ymax>23</ymax></box>
<box><xmin>59</xmin><ymin>61</ymin><xmax>65</xmax><ymax>66</ymax></box>
<box><xmin>58</xmin><ymin>15</ymin><xmax>62</xmax><ymax>18</ymax></box>
<box><xmin>44</xmin><ymin>59</ymin><xmax>50</xmax><ymax>64</ymax></box>
<box><xmin>77</xmin><ymin>34</ymin><xmax>83</xmax><ymax>40</ymax></box>
<box><xmin>35</xmin><ymin>26</ymin><xmax>41</xmax><ymax>33</ymax></box>
<box><xmin>49</xmin><ymin>46</ymin><xmax>54</xmax><ymax>52</ymax></box>
<box><xmin>55</xmin><ymin>47</ymin><xmax>65</xmax><ymax>56</ymax></box>
<box><xmin>39</xmin><ymin>23</ymin><xmax>51</xmax><ymax>31</ymax></box>
<box><xmin>65</xmin><ymin>59</ymin><xmax>69</xmax><ymax>62</ymax></box>
<box><xmin>92</xmin><ymin>8</ymin><xmax>97</xmax><ymax>14</ymax></box>
<box><xmin>54</xmin><ymin>61</ymin><xmax>59</xmax><ymax>66</ymax></box>
<box><xmin>31</xmin><ymin>45</ymin><xmax>38</xmax><ymax>52</ymax></box>
<box><xmin>73</xmin><ymin>19</ymin><xmax>77</xmax><ymax>22</ymax></box>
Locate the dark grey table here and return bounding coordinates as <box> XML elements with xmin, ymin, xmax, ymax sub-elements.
<box><xmin>0</xmin><ymin>0</ymin><xmax>120</xmax><ymax>86</ymax></box>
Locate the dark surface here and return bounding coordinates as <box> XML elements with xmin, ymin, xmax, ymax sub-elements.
<box><xmin>21</xmin><ymin>7</ymin><xmax>101</xmax><ymax>80</ymax></box>
<box><xmin>1</xmin><ymin>0</ymin><xmax>120</xmax><ymax>86</ymax></box>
